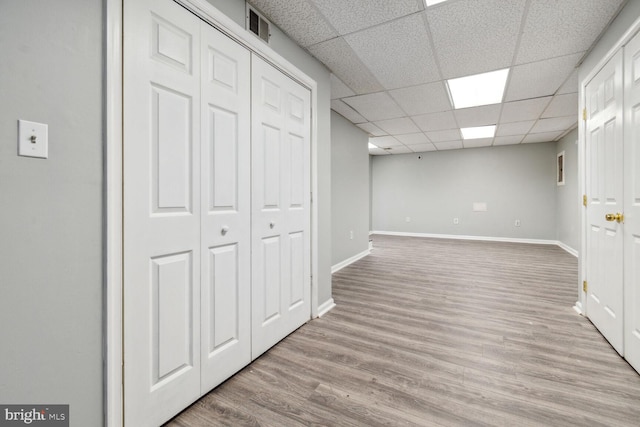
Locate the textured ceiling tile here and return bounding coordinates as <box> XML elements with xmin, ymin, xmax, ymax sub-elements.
<box><xmin>310</xmin><ymin>0</ymin><xmax>422</xmax><ymax>35</ymax></box>
<box><xmin>412</xmin><ymin>111</ymin><xmax>458</xmax><ymax>132</ymax></box>
<box><xmin>494</xmin><ymin>135</ymin><xmax>524</xmax><ymax>145</ymax></box>
<box><xmin>516</xmin><ymin>0</ymin><xmax>625</xmax><ymax>64</ymax></box>
<box><xmin>409</xmin><ymin>143</ymin><xmax>438</xmax><ymax>153</ymax></box>
<box><xmin>454</xmin><ymin>104</ymin><xmax>502</xmax><ymax>128</ymax></box>
<box><xmin>522</xmin><ymin>131</ymin><xmax>564</xmax><ymax>143</ymax></box>
<box><xmin>530</xmin><ymin>116</ymin><xmax>578</xmax><ymax>133</ymax></box>
<box><xmin>330</xmin><ymin>74</ymin><xmax>355</xmax><ymax>99</ymax></box>
<box><xmin>331</xmin><ymin>99</ymin><xmax>367</xmax><ymax>123</ymax></box>
<box><xmin>500</xmin><ymin>97</ymin><xmax>552</xmax><ymax>123</ymax></box>
<box><xmin>370</xmin><ymin>136</ymin><xmax>403</xmax><ymax>148</ymax></box>
<box><xmin>389</xmin><ymin>82</ymin><xmax>452</xmax><ymax>116</ymax></box>
<box><xmin>496</xmin><ymin>120</ymin><xmax>535</xmax><ymax>136</ymax></box>
<box><xmin>373</xmin><ymin>117</ymin><xmax>421</xmax><ymax>135</ymax></box>
<box><xmin>345</xmin><ymin>14</ymin><xmax>440</xmax><ymax>89</ymax></box>
<box><xmin>425</xmin><ymin>129</ymin><xmax>462</xmax><ymax>143</ymax></box>
<box><xmin>342</xmin><ymin>92</ymin><xmax>406</xmax><ymax>122</ymax></box>
<box><xmin>426</xmin><ymin>0</ymin><xmax>526</xmax><ymax>79</ymax></box>
<box><xmin>505</xmin><ymin>53</ymin><xmax>582</xmax><ymax>102</ymax></box>
<box><xmin>558</xmin><ymin>70</ymin><xmax>579</xmax><ymax>95</ymax></box>
<box><xmin>369</xmin><ymin>147</ymin><xmax>391</xmax><ymax>155</ymax></box>
<box><xmin>434</xmin><ymin>140</ymin><xmax>464</xmax><ymax>150</ymax></box>
<box><xmin>357</xmin><ymin>122</ymin><xmax>387</xmax><ymax>136</ymax></box>
<box><xmin>542</xmin><ymin>93</ymin><xmax>579</xmax><ymax>118</ymax></box>
<box><xmin>396</xmin><ymin>133</ymin><xmax>430</xmax><ymax>145</ymax></box>
<box><xmin>386</xmin><ymin>145</ymin><xmax>414</xmax><ymax>154</ymax></box>
<box><xmin>463</xmin><ymin>138</ymin><xmax>494</xmax><ymax>148</ymax></box>
<box><xmin>248</xmin><ymin>0</ymin><xmax>337</xmax><ymax>47</ymax></box>
<box><xmin>308</xmin><ymin>38</ymin><xmax>384</xmax><ymax>94</ymax></box>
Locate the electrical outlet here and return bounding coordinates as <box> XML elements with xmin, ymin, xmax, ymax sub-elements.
<box><xmin>405</xmin><ymin>217</ymin><xmax>411</xmax><ymax>223</ymax></box>
<box><xmin>453</xmin><ymin>218</ymin><xmax>459</xmax><ymax>225</ymax></box>
<box><xmin>515</xmin><ymin>219</ymin><xmax>521</xmax><ymax>227</ymax></box>
<box><xmin>349</xmin><ymin>230</ymin><xmax>354</xmax><ymax>240</ymax></box>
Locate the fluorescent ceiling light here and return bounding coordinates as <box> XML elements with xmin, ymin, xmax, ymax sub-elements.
<box><xmin>446</xmin><ymin>68</ymin><xmax>509</xmax><ymax>109</ymax></box>
<box><xmin>424</xmin><ymin>0</ymin><xmax>449</xmax><ymax>6</ymax></box>
<box><xmin>368</xmin><ymin>142</ymin><xmax>378</xmax><ymax>149</ymax></box>
<box><xmin>461</xmin><ymin>125</ymin><xmax>496</xmax><ymax>140</ymax></box>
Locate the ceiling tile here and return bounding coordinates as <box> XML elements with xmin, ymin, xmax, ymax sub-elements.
<box><xmin>522</xmin><ymin>131</ymin><xmax>564</xmax><ymax>143</ymax></box>
<box><xmin>434</xmin><ymin>140</ymin><xmax>464</xmax><ymax>150</ymax></box>
<box><xmin>505</xmin><ymin>53</ymin><xmax>583</xmax><ymax>102</ymax></box>
<box><xmin>369</xmin><ymin>135</ymin><xmax>403</xmax><ymax>148</ymax></box>
<box><xmin>342</xmin><ymin>92</ymin><xmax>406</xmax><ymax>122</ymax></box>
<box><xmin>345</xmin><ymin>14</ymin><xmax>440</xmax><ymax>89</ymax></box>
<box><xmin>496</xmin><ymin>120</ymin><xmax>535</xmax><ymax>136</ymax></box>
<box><xmin>369</xmin><ymin>147</ymin><xmax>391</xmax><ymax>155</ymax></box>
<box><xmin>310</xmin><ymin>0</ymin><xmax>422</xmax><ymax>35</ymax></box>
<box><xmin>426</xmin><ymin>0</ymin><xmax>526</xmax><ymax>79</ymax></box>
<box><xmin>373</xmin><ymin>117</ymin><xmax>421</xmax><ymax>135</ymax></box>
<box><xmin>463</xmin><ymin>138</ymin><xmax>494</xmax><ymax>148</ymax></box>
<box><xmin>454</xmin><ymin>104</ymin><xmax>501</xmax><ymax>128</ymax></box>
<box><xmin>557</xmin><ymin>70</ymin><xmax>579</xmax><ymax>95</ymax></box>
<box><xmin>516</xmin><ymin>0</ymin><xmax>625</xmax><ymax>64</ymax></box>
<box><xmin>330</xmin><ymin>74</ymin><xmax>355</xmax><ymax>99</ymax></box>
<box><xmin>530</xmin><ymin>116</ymin><xmax>578</xmax><ymax>133</ymax></box>
<box><xmin>425</xmin><ymin>129</ymin><xmax>461</xmax><ymax>142</ymax></box>
<box><xmin>494</xmin><ymin>135</ymin><xmax>524</xmax><ymax>145</ymax></box>
<box><xmin>248</xmin><ymin>0</ymin><xmax>337</xmax><ymax>47</ymax></box>
<box><xmin>331</xmin><ymin>99</ymin><xmax>367</xmax><ymax>123</ymax></box>
<box><xmin>500</xmin><ymin>97</ymin><xmax>552</xmax><ymax>123</ymax></box>
<box><xmin>542</xmin><ymin>93</ymin><xmax>579</xmax><ymax>118</ymax></box>
<box><xmin>308</xmin><ymin>37</ymin><xmax>384</xmax><ymax>94</ymax></box>
<box><xmin>412</xmin><ymin>111</ymin><xmax>458</xmax><ymax>132</ymax></box>
<box><xmin>409</xmin><ymin>143</ymin><xmax>438</xmax><ymax>153</ymax></box>
<box><xmin>385</xmin><ymin>145</ymin><xmax>414</xmax><ymax>154</ymax></box>
<box><xmin>357</xmin><ymin>122</ymin><xmax>387</xmax><ymax>136</ymax></box>
<box><xmin>396</xmin><ymin>132</ymin><xmax>430</xmax><ymax>145</ymax></box>
<box><xmin>389</xmin><ymin>82</ymin><xmax>451</xmax><ymax>116</ymax></box>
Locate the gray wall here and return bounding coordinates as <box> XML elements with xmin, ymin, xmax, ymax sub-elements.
<box><xmin>205</xmin><ymin>0</ymin><xmax>333</xmax><ymax>305</ymax></box>
<box><xmin>0</xmin><ymin>1</ymin><xmax>103</xmax><ymax>426</ymax></box>
<box><xmin>556</xmin><ymin>129</ymin><xmax>580</xmax><ymax>252</ymax></box>
<box><xmin>371</xmin><ymin>143</ymin><xmax>558</xmax><ymax>240</ymax></box>
<box><xmin>331</xmin><ymin>112</ymin><xmax>369</xmax><ymax>266</ymax></box>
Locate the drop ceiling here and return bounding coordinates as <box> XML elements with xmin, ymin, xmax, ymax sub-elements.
<box><xmin>248</xmin><ymin>0</ymin><xmax>627</xmax><ymax>155</ymax></box>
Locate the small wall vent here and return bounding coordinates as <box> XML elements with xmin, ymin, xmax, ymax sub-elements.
<box><xmin>246</xmin><ymin>4</ymin><xmax>271</xmax><ymax>44</ymax></box>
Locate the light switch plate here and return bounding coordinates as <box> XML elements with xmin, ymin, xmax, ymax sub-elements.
<box><xmin>18</xmin><ymin>119</ymin><xmax>48</xmax><ymax>158</ymax></box>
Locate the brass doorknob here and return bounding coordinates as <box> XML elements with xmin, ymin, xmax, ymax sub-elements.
<box><xmin>605</xmin><ymin>213</ymin><xmax>624</xmax><ymax>222</ymax></box>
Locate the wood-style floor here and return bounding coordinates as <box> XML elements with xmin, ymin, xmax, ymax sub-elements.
<box><xmin>166</xmin><ymin>235</ymin><xmax>640</xmax><ymax>426</ymax></box>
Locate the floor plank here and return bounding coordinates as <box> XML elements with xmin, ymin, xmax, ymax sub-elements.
<box><xmin>165</xmin><ymin>235</ymin><xmax>640</xmax><ymax>426</ymax></box>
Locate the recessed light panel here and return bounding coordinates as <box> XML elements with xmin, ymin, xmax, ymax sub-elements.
<box><xmin>368</xmin><ymin>142</ymin><xmax>378</xmax><ymax>149</ymax></box>
<box><xmin>425</xmin><ymin>0</ymin><xmax>449</xmax><ymax>6</ymax></box>
<box><xmin>461</xmin><ymin>125</ymin><xmax>496</xmax><ymax>140</ymax></box>
<box><xmin>447</xmin><ymin>68</ymin><xmax>509</xmax><ymax>109</ymax></box>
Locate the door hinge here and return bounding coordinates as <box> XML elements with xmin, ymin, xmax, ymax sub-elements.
<box><xmin>583</xmin><ymin>280</ymin><xmax>588</xmax><ymax>293</ymax></box>
<box><xmin>583</xmin><ymin>108</ymin><xmax>587</xmax><ymax>121</ymax></box>
<box><xmin>583</xmin><ymin>194</ymin><xmax>588</xmax><ymax>207</ymax></box>
<box><xmin>310</xmin><ymin>192</ymin><xmax>313</xmax><ymax>203</ymax></box>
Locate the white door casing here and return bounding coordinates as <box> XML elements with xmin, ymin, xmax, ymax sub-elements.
<box><xmin>624</xmin><ymin>30</ymin><xmax>640</xmax><ymax>373</ymax></box>
<box><xmin>123</xmin><ymin>0</ymin><xmax>202</xmax><ymax>425</ymax></box>
<box><xmin>585</xmin><ymin>49</ymin><xmax>625</xmax><ymax>355</ymax></box>
<box><xmin>251</xmin><ymin>54</ymin><xmax>312</xmax><ymax>359</ymax></box>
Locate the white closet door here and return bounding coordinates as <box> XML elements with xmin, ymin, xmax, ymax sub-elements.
<box><xmin>585</xmin><ymin>49</ymin><xmax>624</xmax><ymax>355</ymax></box>
<box><xmin>251</xmin><ymin>54</ymin><xmax>311</xmax><ymax>359</ymax></box>
<box><xmin>199</xmin><ymin>22</ymin><xmax>252</xmax><ymax>392</ymax></box>
<box><xmin>624</xmin><ymin>31</ymin><xmax>640</xmax><ymax>373</ymax></box>
<box><xmin>123</xmin><ymin>0</ymin><xmax>202</xmax><ymax>426</ymax></box>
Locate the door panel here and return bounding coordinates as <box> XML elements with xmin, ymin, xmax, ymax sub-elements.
<box><xmin>624</xmin><ymin>30</ymin><xmax>640</xmax><ymax>373</ymax></box>
<box><xmin>124</xmin><ymin>1</ymin><xmax>201</xmax><ymax>426</ymax></box>
<box><xmin>251</xmin><ymin>54</ymin><xmax>311</xmax><ymax>359</ymax></box>
<box><xmin>585</xmin><ymin>49</ymin><xmax>624</xmax><ymax>354</ymax></box>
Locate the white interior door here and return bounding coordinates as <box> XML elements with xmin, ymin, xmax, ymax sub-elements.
<box><xmin>585</xmin><ymin>49</ymin><xmax>625</xmax><ymax>355</ymax></box>
<box><xmin>123</xmin><ymin>0</ymin><xmax>202</xmax><ymax>425</ymax></box>
<box><xmin>199</xmin><ymin>22</ymin><xmax>252</xmax><ymax>392</ymax></box>
<box><xmin>251</xmin><ymin>54</ymin><xmax>311</xmax><ymax>359</ymax></box>
<box><xmin>624</xmin><ymin>30</ymin><xmax>640</xmax><ymax>373</ymax></box>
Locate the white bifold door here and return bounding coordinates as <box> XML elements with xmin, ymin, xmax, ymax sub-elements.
<box><xmin>123</xmin><ymin>0</ymin><xmax>311</xmax><ymax>425</ymax></box>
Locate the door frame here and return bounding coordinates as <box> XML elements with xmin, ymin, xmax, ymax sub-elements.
<box><xmin>578</xmin><ymin>15</ymin><xmax>640</xmax><ymax>316</ymax></box>
<box><xmin>105</xmin><ymin>0</ymin><xmax>320</xmax><ymax>425</ymax></box>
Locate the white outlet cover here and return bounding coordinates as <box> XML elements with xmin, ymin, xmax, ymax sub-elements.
<box><xmin>18</xmin><ymin>119</ymin><xmax>48</xmax><ymax>158</ymax></box>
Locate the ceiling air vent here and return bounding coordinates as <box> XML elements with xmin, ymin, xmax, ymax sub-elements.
<box><xmin>246</xmin><ymin>4</ymin><xmax>271</xmax><ymax>44</ymax></box>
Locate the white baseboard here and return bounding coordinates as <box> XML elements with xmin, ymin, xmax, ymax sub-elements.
<box><xmin>371</xmin><ymin>231</ymin><xmax>579</xmax><ymax>257</ymax></box>
<box><xmin>317</xmin><ymin>298</ymin><xmax>336</xmax><ymax>317</ymax></box>
<box><xmin>331</xmin><ymin>248</ymin><xmax>371</xmax><ymax>274</ymax></box>
<box><xmin>574</xmin><ymin>301</ymin><xmax>584</xmax><ymax>315</ymax></box>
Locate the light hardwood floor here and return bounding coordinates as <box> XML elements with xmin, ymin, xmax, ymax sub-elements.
<box><xmin>166</xmin><ymin>235</ymin><xmax>640</xmax><ymax>426</ymax></box>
